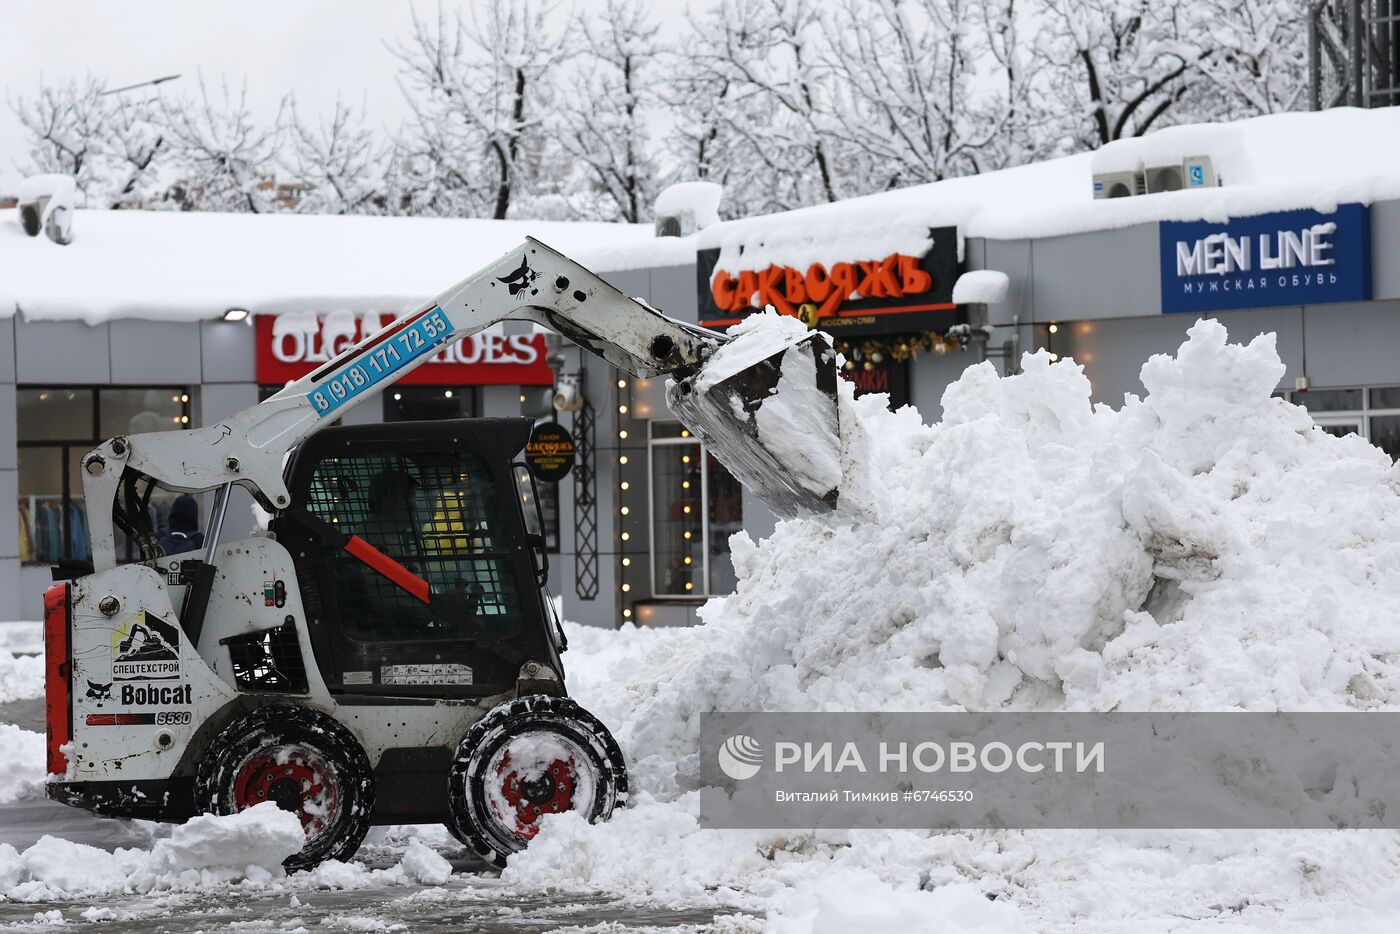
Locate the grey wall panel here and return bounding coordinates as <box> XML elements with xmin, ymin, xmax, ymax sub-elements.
<box><xmin>0</xmin><ymin>384</ymin><xmax>15</xmax><ymax>470</ymax></box>
<box><xmin>1031</xmin><ymin>225</ymin><xmax>1161</xmax><ymax>322</ymax></box>
<box><xmin>1371</xmin><ymin>201</ymin><xmax>1400</xmax><ymax>301</ymax></box>
<box><xmin>20</xmin><ymin>564</ymin><xmax>52</xmax><ymax>619</ymax></box>
<box><xmin>1050</xmin><ymin>310</ymin><xmax>1305</xmax><ymax>404</ymax></box>
<box><xmin>479</xmin><ymin>385</ymin><xmax>520</xmax><ymax>419</ymax></box>
<box><xmin>198</xmin><ymin>383</ymin><xmax>259</xmax><ymax>428</ymax></box>
<box><xmin>649</xmin><ymin>265</ymin><xmax>697</xmax><ymax>323</ymax></box>
<box><xmin>740</xmin><ymin>488</ymin><xmax>777</xmax><ymax>545</ymax></box>
<box><xmin>982</xmin><ymin>240</ymin><xmax>1035</xmax><ymax>328</ymax></box>
<box><xmin>601</xmin><ymin>269</ymin><xmax>649</xmax><ymax>300</ymax></box>
<box><xmin>16</xmin><ymin>321</ymin><xmax>111</xmax><ymax>384</ymax></box>
<box><xmin>909</xmin><ymin>349</ymin><xmax>983</xmax><ymax>422</ymax></box>
<box><xmin>0</xmin><ymin>317</ymin><xmax>15</xmax><ymax>382</ymax></box>
<box><xmin>200</xmin><ymin>321</ymin><xmax>258</xmax><ymax>384</ymax></box>
<box><xmin>0</xmin><ymin>558</ymin><xmax>18</xmax><ymax>620</ymax></box>
<box><xmin>1300</xmin><ymin>299</ymin><xmax>1400</xmax><ymax>388</ymax></box>
<box><xmin>0</xmin><ymin>469</ymin><xmax>15</xmax><ymax>559</ymax></box>
<box><xmin>110</xmin><ymin>321</ymin><xmax>203</xmax><ymax>385</ymax></box>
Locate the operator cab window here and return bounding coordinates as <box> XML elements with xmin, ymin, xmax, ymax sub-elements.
<box><xmin>304</xmin><ymin>450</ymin><xmax>524</xmax><ymax>642</ymax></box>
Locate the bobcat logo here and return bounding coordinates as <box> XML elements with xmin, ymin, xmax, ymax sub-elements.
<box><xmin>86</xmin><ymin>681</ymin><xmax>113</xmax><ymax>706</ymax></box>
<box><xmin>496</xmin><ymin>255</ymin><xmax>538</xmax><ymax>297</ymax></box>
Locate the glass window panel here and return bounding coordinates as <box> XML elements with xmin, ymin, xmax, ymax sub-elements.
<box><xmin>100</xmin><ymin>388</ymin><xmax>185</xmax><ymax>437</ymax></box>
<box><xmin>1370</xmin><ymin>387</ymin><xmax>1400</xmax><ymax>410</ymax></box>
<box><xmin>706</xmin><ymin>452</ymin><xmax>743</xmax><ymax>594</ymax></box>
<box><xmin>17</xmin><ymin>446</ymin><xmax>66</xmax><ymax>563</ymax></box>
<box><xmin>650</xmin><ymin>422</ymin><xmax>693</xmax><ymax>440</ymax></box>
<box><xmin>383</xmin><ymin>386</ymin><xmax>476</xmax><ymax>422</ymax></box>
<box><xmin>650</xmin><ymin>442</ymin><xmax>704</xmax><ymax>595</ymax></box>
<box><xmin>1369</xmin><ymin>416</ymin><xmax>1400</xmax><ymax>461</ymax></box>
<box><xmin>1319</xmin><ymin>423</ymin><xmax>1360</xmax><ymax>439</ymax></box>
<box><xmin>18</xmin><ymin>389</ymin><xmax>92</xmax><ymax>441</ymax></box>
<box><xmin>1295</xmin><ymin>388</ymin><xmax>1362</xmax><ymax>413</ymax></box>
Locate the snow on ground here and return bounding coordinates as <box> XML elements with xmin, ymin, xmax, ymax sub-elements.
<box><xmin>512</xmin><ymin>317</ymin><xmax>1400</xmax><ymax>930</ymax></box>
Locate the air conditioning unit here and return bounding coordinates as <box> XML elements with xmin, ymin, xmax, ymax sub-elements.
<box><xmin>1092</xmin><ymin>171</ymin><xmax>1145</xmax><ymax>200</ymax></box>
<box><xmin>1145</xmin><ymin>156</ymin><xmax>1219</xmax><ymax>194</ymax></box>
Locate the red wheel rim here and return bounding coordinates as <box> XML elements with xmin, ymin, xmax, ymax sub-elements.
<box><xmin>232</xmin><ymin>744</ymin><xmax>338</xmax><ymax>843</ymax></box>
<box><xmin>487</xmin><ymin>734</ymin><xmax>592</xmax><ymax>840</ymax></box>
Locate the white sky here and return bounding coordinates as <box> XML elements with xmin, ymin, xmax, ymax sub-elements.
<box><xmin>0</xmin><ymin>0</ymin><xmax>687</xmax><ymax>191</ymax></box>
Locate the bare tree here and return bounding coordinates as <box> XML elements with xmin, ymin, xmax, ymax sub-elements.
<box><xmin>1034</xmin><ymin>0</ymin><xmax>1211</xmax><ymax>148</ymax></box>
<box><xmin>10</xmin><ymin>77</ymin><xmax>108</xmax><ymax>198</ymax></box>
<box><xmin>557</xmin><ymin>0</ymin><xmax>661</xmax><ymax>222</ymax></box>
<box><xmin>390</xmin><ymin>0</ymin><xmax>567</xmax><ymax>219</ymax></box>
<box><xmin>1192</xmin><ymin>0</ymin><xmax>1308</xmax><ymax>118</ymax></box>
<box><xmin>161</xmin><ymin>75</ymin><xmax>281</xmax><ymax>212</ymax></box>
<box><xmin>823</xmin><ymin>0</ymin><xmax>1021</xmax><ymax>188</ymax></box>
<box><xmin>103</xmin><ymin>92</ymin><xmax>170</xmax><ymax>209</ymax></box>
<box><xmin>284</xmin><ymin>98</ymin><xmax>386</xmax><ymax>214</ymax></box>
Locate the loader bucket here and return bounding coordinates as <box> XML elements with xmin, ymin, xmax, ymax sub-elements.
<box><xmin>667</xmin><ymin>331</ymin><xmax>841</xmax><ymax>518</ymax></box>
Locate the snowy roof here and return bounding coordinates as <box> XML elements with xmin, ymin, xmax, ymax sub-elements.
<box><xmin>0</xmin><ymin>210</ymin><xmax>657</xmax><ymax>324</ymax></box>
<box><xmin>589</xmin><ymin>107</ymin><xmax>1400</xmax><ymax>274</ymax></box>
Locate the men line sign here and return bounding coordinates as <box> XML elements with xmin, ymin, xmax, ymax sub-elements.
<box><xmin>1159</xmin><ymin>203</ymin><xmax>1371</xmax><ymax>314</ymax></box>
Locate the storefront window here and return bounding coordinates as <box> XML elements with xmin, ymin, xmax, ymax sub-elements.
<box><xmin>1278</xmin><ymin>386</ymin><xmax>1400</xmax><ymax>461</ymax></box>
<box><xmin>18</xmin><ymin>387</ymin><xmax>190</xmax><ymax>564</ymax></box>
<box><xmin>648</xmin><ymin>421</ymin><xmax>742</xmax><ymax>598</ymax></box>
<box><xmin>384</xmin><ymin>386</ymin><xmax>478</xmax><ymax>422</ymax></box>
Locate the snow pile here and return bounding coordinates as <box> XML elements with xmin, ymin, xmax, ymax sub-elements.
<box><xmin>0</xmin><ymin>623</ymin><xmax>43</xmax><ymax>656</ymax></box>
<box><xmin>0</xmin><ymin>804</ymin><xmax>304</xmax><ymax>900</ymax></box>
<box><xmin>509</xmin><ymin>317</ymin><xmax>1400</xmax><ymax>924</ymax></box>
<box><xmin>0</xmin><ymin>725</ymin><xmax>45</xmax><ymax>804</ymax></box>
<box><xmin>0</xmin><ymin>651</ymin><xmax>42</xmax><ymax>705</ymax></box>
<box><xmin>951</xmin><ymin>269</ymin><xmax>1010</xmax><ymax>305</ymax></box>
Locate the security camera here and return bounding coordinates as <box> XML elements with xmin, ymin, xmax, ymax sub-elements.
<box><xmin>553</xmin><ymin>376</ymin><xmax>585</xmax><ymax>412</ymax></box>
<box><xmin>17</xmin><ymin>174</ymin><xmax>76</xmax><ymax>245</ymax></box>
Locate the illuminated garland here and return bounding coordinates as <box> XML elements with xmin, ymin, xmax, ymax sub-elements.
<box><xmin>833</xmin><ymin>331</ymin><xmax>969</xmax><ymax>370</ymax></box>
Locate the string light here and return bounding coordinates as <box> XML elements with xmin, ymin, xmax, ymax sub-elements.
<box><xmin>1048</xmin><ymin>352</ymin><xmax>1060</xmax><ymax>362</ymax></box>
<box><xmin>683</xmin><ymin>531</ymin><xmax>692</xmax><ymax>540</ymax></box>
<box><xmin>619</xmin><ymin>430</ymin><xmax>629</xmax><ymax>440</ymax></box>
<box><xmin>680</xmin><ymin>429</ymin><xmax>690</xmax><ymax>438</ymax></box>
<box><xmin>682</xmin><ymin>455</ymin><xmax>690</xmax><ymax>464</ymax></box>
<box><xmin>622</xmin><ymin>557</ymin><xmax>631</xmax><ymax>567</ymax></box>
<box><xmin>619</xmin><ymin>455</ymin><xmax>628</xmax><ymax>465</ymax></box>
<box><xmin>621</xmin><ymin>532</ymin><xmax>631</xmax><ymax>541</ymax></box>
<box><xmin>682</xmin><ymin>481</ymin><xmax>690</xmax><ymax>489</ymax></box>
<box><xmin>683</xmin><ymin>556</ymin><xmax>692</xmax><ymax>565</ymax></box>
<box><xmin>180</xmin><ymin>415</ymin><xmax>190</xmax><ymax>424</ymax></box>
<box><xmin>619</xmin><ymin>405</ymin><xmax>628</xmax><ymax>414</ymax></box>
<box><xmin>620</xmin><ymin>481</ymin><xmax>630</xmax><ymax>491</ymax></box>
<box><xmin>180</xmin><ymin>394</ymin><xmax>190</xmax><ymax>403</ymax></box>
<box><xmin>684</xmin><ymin>582</ymin><xmax>694</xmax><ymax>591</ymax></box>
<box><xmin>444</xmin><ymin>390</ymin><xmax>454</xmax><ymax>398</ymax></box>
<box><xmin>622</xmin><ymin>583</ymin><xmax>631</xmax><ymax>593</ymax></box>
<box><xmin>1048</xmin><ymin>323</ymin><xmax>1059</xmax><ymax>334</ymax></box>
<box><xmin>617</xmin><ymin>379</ymin><xmax>627</xmax><ymax>389</ymax></box>
<box><xmin>623</xmin><ymin>608</ymin><xmax>633</xmax><ymax>619</ymax></box>
<box><xmin>621</xmin><ymin>506</ymin><xmax>630</xmax><ymax>516</ymax></box>
<box><xmin>683</xmin><ymin>505</ymin><xmax>691</xmax><ymax>514</ymax></box>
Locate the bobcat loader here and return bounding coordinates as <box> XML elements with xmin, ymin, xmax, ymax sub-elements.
<box><xmin>43</xmin><ymin>239</ymin><xmax>841</xmax><ymax>869</ymax></box>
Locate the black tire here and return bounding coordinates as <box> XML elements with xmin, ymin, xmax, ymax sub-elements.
<box><xmin>447</xmin><ymin>695</ymin><xmax>628</xmax><ymax>867</ymax></box>
<box><xmin>194</xmin><ymin>705</ymin><xmax>375</xmax><ymax>872</ymax></box>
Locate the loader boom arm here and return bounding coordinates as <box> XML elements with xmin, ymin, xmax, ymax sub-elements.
<box><xmin>79</xmin><ymin>239</ymin><xmax>723</xmax><ymax>572</ymax></box>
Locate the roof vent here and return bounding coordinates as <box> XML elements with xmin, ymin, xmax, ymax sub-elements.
<box><xmin>16</xmin><ymin>174</ymin><xmax>76</xmax><ymax>245</ymax></box>
<box><xmin>653</xmin><ymin>181</ymin><xmax>723</xmax><ymax>238</ymax></box>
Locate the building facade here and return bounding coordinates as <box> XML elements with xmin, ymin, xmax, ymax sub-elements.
<box><xmin>3</xmin><ymin>198</ymin><xmax>1398</xmax><ymax>626</ymax></box>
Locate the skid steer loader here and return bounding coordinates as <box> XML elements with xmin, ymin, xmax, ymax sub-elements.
<box><xmin>42</xmin><ymin>239</ymin><xmax>842</xmax><ymax>869</ymax></box>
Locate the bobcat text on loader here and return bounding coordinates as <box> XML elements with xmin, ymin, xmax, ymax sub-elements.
<box><xmin>42</xmin><ymin>239</ymin><xmax>843</xmax><ymax>869</ymax></box>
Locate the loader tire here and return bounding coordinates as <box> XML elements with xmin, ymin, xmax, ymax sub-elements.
<box><xmin>447</xmin><ymin>695</ymin><xmax>628</xmax><ymax>867</ymax></box>
<box><xmin>195</xmin><ymin>705</ymin><xmax>375</xmax><ymax>872</ymax></box>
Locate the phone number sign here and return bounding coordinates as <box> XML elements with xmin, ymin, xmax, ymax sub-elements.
<box><xmin>309</xmin><ymin>307</ymin><xmax>453</xmax><ymax>417</ymax></box>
